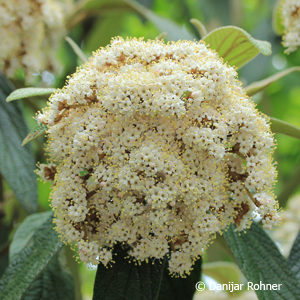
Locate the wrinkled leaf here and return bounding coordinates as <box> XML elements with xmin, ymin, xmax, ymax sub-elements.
<box><xmin>22</xmin><ymin>255</ymin><xmax>74</xmax><ymax>300</ymax></box>
<box><xmin>224</xmin><ymin>223</ymin><xmax>300</xmax><ymax>300</ymax></box>
<box><xmin>288</xmin><ymin>230</ymin><xmax>300</xmax><ymax>280</ymax></box>
<box><xmin>22</xmin><ymin>123</ymin><xmax>47</xmax><ymax>146</ymax></box>
<box><xmin>246</xmin><ymin>67</ymin><xmax>300</xmax><ymax>96</ymax></box>
<box><xmin>0</xmin><ymin>215</ymin><xmax>63</xmax><ymax>300</ymax></box>
<box><xmin>93</xmin><ymin>246</ymin><xmax>201</xmax><ymax>300</ymax></box>
<box><xmin>270</xmin><ymin>117</ymin><xmax>300</xmax><ymax>140</ymax></box>
<box><xmin>6</xmin><ymin>88</ymin><xmax>56</xmax><ymax>102</ymax></box>
<box><xmin>124</xmin><ymin>0</ymin><xmax>194</xmax><ymax>41</ymax></box>
<box><xmin>203</xmin><ymin>26</ymin><xmax>272</xmax><ymax>69</ymax></box>
<box><xmin>0</xmin><ymin>72</ymin><xmax>37</xmax><ymax>212</ymax></box>
<box><xmin>9</xmin><ymin>211</ymin><xmax>52</xmax><ymax>259</ymax></box>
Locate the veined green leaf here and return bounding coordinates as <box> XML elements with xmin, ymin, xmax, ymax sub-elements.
<box><xmin>0</xmin><ymin>215</ymin><xmax>63</xmax><ymax>300</ymax></box>
<box><xmin>203</xmin><ymin>26</ymin><xmax>272</xmax><ymax>69</ymax></box>
<box><xmin>0</xmin><ymin>72</ymin><xmax>37</xmax><ymax>212</ymax></box>
<box><xmin>8</xmin><ymin>212</ymin><xmax>74</xmax><ymax>300</ymax></box>
<box><xmin>22</xmin><ymin>255</ymin><xmax>74</xmax><ymax>300</ymax></box>
<box><xmin>270</xmin><ymin>117</ymin><xmax>300</xmax><ymax>140</ymax></box>
<box><xmin>246</xmin><ymin>67</ymin><xmax>300</xmax><ymax>96</ymax></box>
<box><xmin>22</xmin><ymin>123</ymin><xmax>47</xmax><ymax>146</ymax></box>
<box><xmin>224</xmin><ymin>223</ymin><xmax>300</xmax><ymax>300</ymax></box>
<box><xmin>288</xmin><ymin>230</ymin><xmax>300</xmax><ymax>280</ymax></box>
<box><xmin>9</xmin><ymin>211</ymin><xmax>52</xmax><ymax>259</ymax></box>
<box><xmin>6</xmin><ymin>87</ymin><xmax>56</xmax><ymax>102</ymax></box>
<box><xmin>93</xmin><ymin>246</ymin><xmax>201</xmax><ymax>300</ymax></box>
<box><xmin>123</xmin><ymin>0</ymin><xmax>195</xmax><ymax>41</ymax></box>
<box><xmin>273</xmin><ymin>0</ymin><xmax>285</xmax><ymax>35</ymax></box>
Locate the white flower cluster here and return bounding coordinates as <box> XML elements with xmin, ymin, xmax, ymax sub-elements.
<box><xmin>37</xmin><ymin>38</ymin><xmax>278</xmax><ymax>276</ymax></box>
<box><xmin>280</xmin><ymin>0</ymin><xmax>300</xmax><ymax>53</ymax></box>
<box><xmin>0</xmin><ymin>0</ymin><xmax>72</xmax><ymax>79</ymax></box>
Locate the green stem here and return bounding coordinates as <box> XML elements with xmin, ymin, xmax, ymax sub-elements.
<box><xmin>271</xmin><ymin>117</ymin><xmax>300</xmax><ymax>140</ymax></box>
<box><xmin>65</xmin><ymin>247</ymin><xmax>83</xmax><ymax>300</ymax></box>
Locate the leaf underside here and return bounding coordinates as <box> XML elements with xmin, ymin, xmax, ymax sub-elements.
<box><xmin>6</xmin><ymin>87</ymin><xmax>56</xmax><ymax>102</ymax></box>
<box><xmin>288</xmin><ymin>231</ymin><xmax>300</xmax><ymax>280</ymax></box>
<box><xmin>0</xmin><ymin>215</ymin><xmax>63</xmax><ymax>300</ymax></box>
<box><xmin>224</xmin><ymin>223</ymin><xmax>300</xmax><ymax>300</ymax></box>
<box><xmin>9</xmin><ymin>211</ymin><xmax>52</xmax><ymax>259</ymax></box>
<box><xmin>22</xmin><ymin>255</ymin><xmax>74</xmax><ymax>300</ymax></box>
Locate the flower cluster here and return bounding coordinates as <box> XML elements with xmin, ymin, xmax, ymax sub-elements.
<box><xmin>280</xmin><ymin>0</ymin><xmax>300</xmax><ymax>53</ymax></box>
<box><xmin>37</xmin><ymin>38</ymin><xmax>278</xmax><ymax>276</ymax></box>
<box><xmin>0</xmin><ymin>0</ymin><xmax>72</xmax><ymax>79</ymax></box>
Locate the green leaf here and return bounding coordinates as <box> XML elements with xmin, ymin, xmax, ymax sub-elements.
<box><xmin>22</xmin><ymin>255</ymin><xmax>74</xmax><ymax>300</ymax></box>
<box><xmin>202</xmin><ymin>261</ymin><xmax>243</xmax><ymax>286</ymax></box>
<box><xmin>224</xmin><ymin>223</ymin><xmax>300</xmax><ymax>300</ymax></box>
<box><xmin>288</xmin><ymin>230</ymin><xmax>300</xmax><ymax>280</ymax></box>
<box><xmin>124</xmin><ymin>0</ymin><xmax>195</xmax><ymax>41</ymax></box>
<box><xmin>22</xmin><ymin>123</ymin><xmax>47</xmax><ymax>146</ymax></box>
<box><xmin>6</xmin><ymin>88</ymin><xmax>56</xmax><ymax>102</ymax></box>
<box><xmin>0</xmin><ymin>218</ymin><xmax>10</xmax><ymax>277</ymax></box>
<box><xmin>273</xmin><ymin>0</ymin><xmax>285</xmax><ymax>35</ymax></box>
<box><xmin>93</xmin><ymin>246</ymin><xmax>201</xmax><ymax>300</ymax></box>
<box><xmin>9</xmin><ymin>211</ymin><xmax>52</xmax><ymax>259</ymax></box>
<box><xmin>270</xmin><ymin>117</ymin><xmax>300</xmax><ymax>140</ymax></box>
<box><xmin>0</xmin><ymin>72</ymin><xmax>37</xmax><ymax>212</ymax></box>
<box><xmin>0</xmin><ymin>214</ymin><xmax>63</xmax><ymax>300</ymax></box>
<box><xmin>79</xmin><ymin>169</ymin><xmax>89</xmax><ymax>177</ymax></box>
<box><xmin>8</xmin><ymin>212</ymin><xmax>74</xmax><ymax>300</ymax></box>
<box><xmin>203</xmin><ymin>26</ymin><xmax>272</xmax><ymax>69</ymax></box>
<box><xmin>65</xmin><ymin>37</ymin><xmax>88</xmax><ymax>63</ymax></box>
<box><xmin>246</xmin><ymin>67</ymin><xmax>300</xmax><ymax>96</ymax></box>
